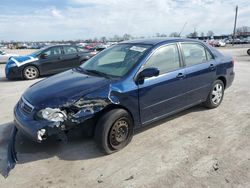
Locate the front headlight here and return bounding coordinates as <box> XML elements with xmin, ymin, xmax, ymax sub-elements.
<box><xmin>37</xmin><ymin>108</ymin><xmax>67</xmax><ymax>122</ymax></box>
<box><xmin>8</xmin><ymin>62</ymin><xmax>17</xmax><ymax>68</ymax></box>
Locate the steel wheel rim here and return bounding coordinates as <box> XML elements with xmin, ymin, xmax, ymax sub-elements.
<box><xmin>109</xmin><ymin>118</ymin><xmax>129</xmax><ymax>149</ymax></box>
<box><xmin>211</xmin><ymin>83</ymin><xmax>223</xmax><ymax>105</ymax></box>
<box><xmin>25</xmin><ymin>67</ymin><xmax>37</xmax><ymax>79</ymax></box>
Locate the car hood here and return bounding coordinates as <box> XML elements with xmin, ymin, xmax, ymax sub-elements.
<box><xmin>9</xmin><ymin>55</ymin><xmax>38</xmax><ymax>67</ymax></box>
<box><xmin>23</xmin><ymin>69</ymin><xmax>110</xmax><ymax>108</ymax></box>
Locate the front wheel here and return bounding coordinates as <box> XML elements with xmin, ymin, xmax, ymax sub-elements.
<box><xmin>247</xmin><ymin>49</ymin><xmax>250</xmax><ymax>56</ymax></box>
<box><xmin>203</xmin><ymin>80</ymin><xmax>224</xmax><ymax>109</ymax></box>
<box><xmin>94</xmin><ymin>109</ymin><xmax>133</xmax><ymax>154</ymax></box>
<box><xmin>23</xmin><ymin>66</ymin><xmax>39</xmax><ymax>80</ymax></box>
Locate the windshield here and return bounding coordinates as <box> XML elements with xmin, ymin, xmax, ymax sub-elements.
<box><xmin>28</xmin><ymin>47</ymin><xmax>47</xmax><ymax>57</ymax></box>
<box><xmin>80</xmin><ymin>44</ymin><xmax>151</xmax><ymax>78</ymax></box>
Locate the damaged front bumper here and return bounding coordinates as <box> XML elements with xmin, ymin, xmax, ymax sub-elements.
<box><xmin>6</xmin><ymin>125</ymin><xmax>18</xmax><ymax>178</ymax></box>
<box><xmin>14</xmin><ymin>103</ymin><xmax>70</xmax><ymax>142</ymax></box>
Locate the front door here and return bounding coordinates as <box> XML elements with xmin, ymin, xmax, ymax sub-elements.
<box><xmin>138</xmin><ymin>44</ymin><xmax>187</xmax><ymax>124</ymax></box>
<box><xmin>39</xmin><ymin>46</ymin><xmax>63</xmax><ymax>74</ymax></box>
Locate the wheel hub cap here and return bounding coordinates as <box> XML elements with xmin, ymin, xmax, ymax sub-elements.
<box><xmin>211</xmin><ymin>83</ymin><xmax>223</xmax><ymax>105</ymax></box>
<box><xmin>25</xmin><ymin>68</ymin><xmax>37</xmax><ymax>79</ymax></box>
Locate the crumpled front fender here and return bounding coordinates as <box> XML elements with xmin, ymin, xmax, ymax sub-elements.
<box><xmin>69</xmin><ymin>85</ymin><xmax>120</xmax><ymax>123</ymax></box>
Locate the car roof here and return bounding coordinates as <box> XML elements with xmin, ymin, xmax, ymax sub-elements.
<box><xmin>41</xmin><ymin>44</ymin><xmax>77</xmax><ymax>50</ymax></box>
<box><xmin>121</xmin><ymin>38</ymin><xmax>203</xmax><ymax>46</ymax></box>
<box><xmin>46</xmin><ymin>44</ymin><xmax>77</xmax><ymax>48</ymax></box>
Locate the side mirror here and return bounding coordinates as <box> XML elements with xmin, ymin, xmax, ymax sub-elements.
<box><xmin>138</xmin><ymin>67</ymin><xmax>159</xmax><ymax>79</ymax></box>
<box><xmin>40</xmin><ymin>53</ymin><xmax>48</xmax><ymax>59</ymax></box>
<box><xmin>136</xmin><ymin>67</ymin><xmax>160</xmax><ymax>84</ymax></box>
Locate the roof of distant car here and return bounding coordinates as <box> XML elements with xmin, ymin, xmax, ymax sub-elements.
<box><xmin>121</xmin><ymin>38</ymin><xmax>202</xmax><ymax>46</ymax></box>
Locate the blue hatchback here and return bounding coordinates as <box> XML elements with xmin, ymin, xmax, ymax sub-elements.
<box><xmin>13</xmin><ymin>38</ymin><xmax>234</xmax><ymax>154</ymax></box>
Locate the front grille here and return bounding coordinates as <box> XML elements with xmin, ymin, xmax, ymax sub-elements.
<box><xmin>19</xmin><ymin>97</ymin><xmax>34</xmax><ymax>114</ymax></box>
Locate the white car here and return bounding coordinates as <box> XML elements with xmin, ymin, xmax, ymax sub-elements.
<box><xmin>218</xmin><ymin>40</ymin><xmax>226</xmax><ymax>47</ymax></box>
<box><xmin>0</xmin><ymin>50</ymin><xmax>19</xmax><ymax>63</ymax></box>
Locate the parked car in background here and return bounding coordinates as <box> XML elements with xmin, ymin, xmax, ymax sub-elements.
<box><xmin>234</xmin><ymin>38</ymin><xmax>243</xmax><ymax>44</ymax></box>
<box><xmin>207</xmin><ymin>40</ymin><xmax>226</xmax><ymax>47</ymax></box>
<box><xmin>242</xmin><ymin>38</ymin><xmax>250</xmax><ymax>44</ymax></box>
<box><xmin>88</xmin><ymin>45</ymin><xmax>108</xmax><ymax>56</ymax></box>
<box><xmin>0</xmin><ymin>50</ymin><xmax>19</xmax><ymax>63</ymax></box>
<box><xmin>5</xmin><ymin>44</ymin><xmax>95</xmax><ymax>80</ymax></box>
<box><xmin>247</xmin><ymin>49</ymin><xmax>250</xmax><ymax>56</ymax></box>
<box><xmin>217</xmin><ymin>40</ymin><xmax>226</xmax><ymax>47</ymax></box>
<box><xmin>10</xmin><ymin>38</ymin><xmax>234</xmax><ymax>156</ymax></box>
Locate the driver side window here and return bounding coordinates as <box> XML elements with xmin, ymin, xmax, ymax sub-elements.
<box><xmin>143</xmin><ymin>44</ymin><xmax>180</xmax><ymax>75</ymax></box>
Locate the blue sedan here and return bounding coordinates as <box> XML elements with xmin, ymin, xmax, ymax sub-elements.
<box><xmin>11</xmin><ymin>38</ymin><xmax>234</xmax><ymax>155</ymax></box>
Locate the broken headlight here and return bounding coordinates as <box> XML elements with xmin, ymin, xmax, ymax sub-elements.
<box><xmin>37</xmin><ymin>108</ymin><xmax>67</xmax><ymax>122</ymax></box>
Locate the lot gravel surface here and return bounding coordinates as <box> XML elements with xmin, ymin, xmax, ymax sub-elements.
<box><xmin>0</xmin><ymin>47</ymin><xmax>250</xmax><ymax>188</ymax></box>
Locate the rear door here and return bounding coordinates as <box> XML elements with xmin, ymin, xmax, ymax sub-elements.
<box><xmin>61</xmin><ymin>46</ymin><xmax>80</xmax><ymax>69</ymax></box>
<box><xmin>39</xmin><ymin>46</ymin><xmax>64</xmax><ymax>74</ymax></box>
<box><xmin>180</xmin><ymin>42</ymin><xmax>216</xmax><ymax>105</ymax></box>
<box><xmin>138</xmin><ymin>43</ymin><xmax>187</xmax><ymax>124</ymax></box>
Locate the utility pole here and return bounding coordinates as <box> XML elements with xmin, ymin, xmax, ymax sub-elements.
<box><xmin>232</xmin><ymin>5</ymin><xmax>238</xmax><ymax>46</ymax></box>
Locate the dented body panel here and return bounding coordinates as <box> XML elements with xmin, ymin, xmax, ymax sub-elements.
<box><xmin>13</xmin><ymin>68</ymin><xmax>141</xmax><ymax>141</ymax></box>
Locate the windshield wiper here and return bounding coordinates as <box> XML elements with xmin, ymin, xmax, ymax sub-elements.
<box><xmin>84</xmin><ymin>69</ymin><xmax>111</xmax><ymax>79</ymax></box>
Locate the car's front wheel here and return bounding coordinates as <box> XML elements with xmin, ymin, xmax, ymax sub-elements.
<box><xmin>94</xmin><ymin>109</ymin><xmax>133</xmax><ymax>154</ymax></box>
<box><xmin>23</xmin><ymin>66</ymin><xmax>39</xmax><ymax>80</ymax></box>
<box><xmin>204</xmin><ymin>80</ymin><xmax>224</xmax><ymax>109</ymax></box>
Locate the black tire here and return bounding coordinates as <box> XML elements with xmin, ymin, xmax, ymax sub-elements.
<box><xmin>23</xmin><ymin>66</ymin><xmax>39</xmax><ymax>80</ymax></box>
<box><xmin>247</xmin><ymin>49</ymin><xmax>250</xmax><ymax>56</ymax></box>
<box><xmin>204</xmin><ymin>80</ymin><xmax>224</xmax><ymax>109</ymax></box>
<box><xmin>94</xmin><ymin>109</ymin><xmax>133</xmax><ymax>154</ymax></box>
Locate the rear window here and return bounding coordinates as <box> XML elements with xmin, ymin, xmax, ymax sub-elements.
<box><xmin>181</xmin><ymin>43</ymin><xmax>207</xmax><ymax>66</ymax></box>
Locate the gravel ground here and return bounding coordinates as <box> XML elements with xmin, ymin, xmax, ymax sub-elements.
<box><xmin>0</xmin><ymin>47</ymin><xmax>250</xmax><ymax>188</ymax></box>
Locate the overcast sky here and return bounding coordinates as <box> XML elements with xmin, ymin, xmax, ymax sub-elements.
<box><xmin>0</xmin><ymin>0</ymin><xmax>249</xmax><ymax>41</ymax></box>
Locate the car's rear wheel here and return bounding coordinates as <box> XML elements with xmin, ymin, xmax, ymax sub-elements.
<box><xmin>94</xmin><ymin>109</ymin><xmax>133</xmax><ymax>154</ymax></box>
<box><xmin>247</xmin><ymin>49</ymin><xmax>250</xmax><ymax>56</ymax></box>
<box><xmin>23</xmin><ymin>66</ymin><xmax>39</xmax><ymax>80</ymax></box>
<box><xmin>204</xmin><ymin>80</ymin><xmax>224</xmax><ymax>109</ymax></box>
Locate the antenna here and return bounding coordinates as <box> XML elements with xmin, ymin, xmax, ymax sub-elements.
<box><xmin>178</xmin><ymin>22</ymin><xmax>187</xmax><ymax>37</ymax></box>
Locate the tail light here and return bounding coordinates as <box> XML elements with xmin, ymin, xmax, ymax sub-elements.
<box><xmin>232</xmin><ymin>59</ymin><xmax>235</xmax><ymax>64</ymax></box>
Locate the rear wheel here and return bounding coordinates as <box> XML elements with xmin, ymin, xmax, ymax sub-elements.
<box><xmin>204</xmin><ymin>80</ymin><xmax>224</xmax><ymax>109</ymax></box>
<box><xmin>23</xmin><ymin>66</ymin><xmax>39</xmax><ymax>80</ymax></box>
<box><xmin>247</xmin><ymin>49</ymin><xmax>250</xmax><ymax>56</ymax></box>
<box><xmin>94</xmin><ymin>109</ymin><xmax>133</xmax><ymax>154</ymax></box>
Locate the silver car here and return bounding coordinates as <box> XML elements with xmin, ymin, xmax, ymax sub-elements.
<box><xmin>0</xmin><ymin>50</ymin><xmax>18</xmax><ymax>63</ymax></box>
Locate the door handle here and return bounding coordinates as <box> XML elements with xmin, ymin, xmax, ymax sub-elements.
<box><xmin>209</xmin><ymin>64</ymin><xmax>215</xmax><ymax>70</ymax></box>
<box><xmin>176</xmin><ymin>73</ymin><xmax>185</xmax><ymax>79</ymax></box>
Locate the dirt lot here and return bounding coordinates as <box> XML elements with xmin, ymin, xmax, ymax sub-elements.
<box><xmin>0</xmin><ymin>47</ymin><xmax>250</xmax><ymax>188</ymax></box>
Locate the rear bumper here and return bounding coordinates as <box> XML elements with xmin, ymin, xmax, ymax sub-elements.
<box><xmin>226</xmin><ymin>70</ymin><xmax>235</xmax><ymax>89</ymax></box>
